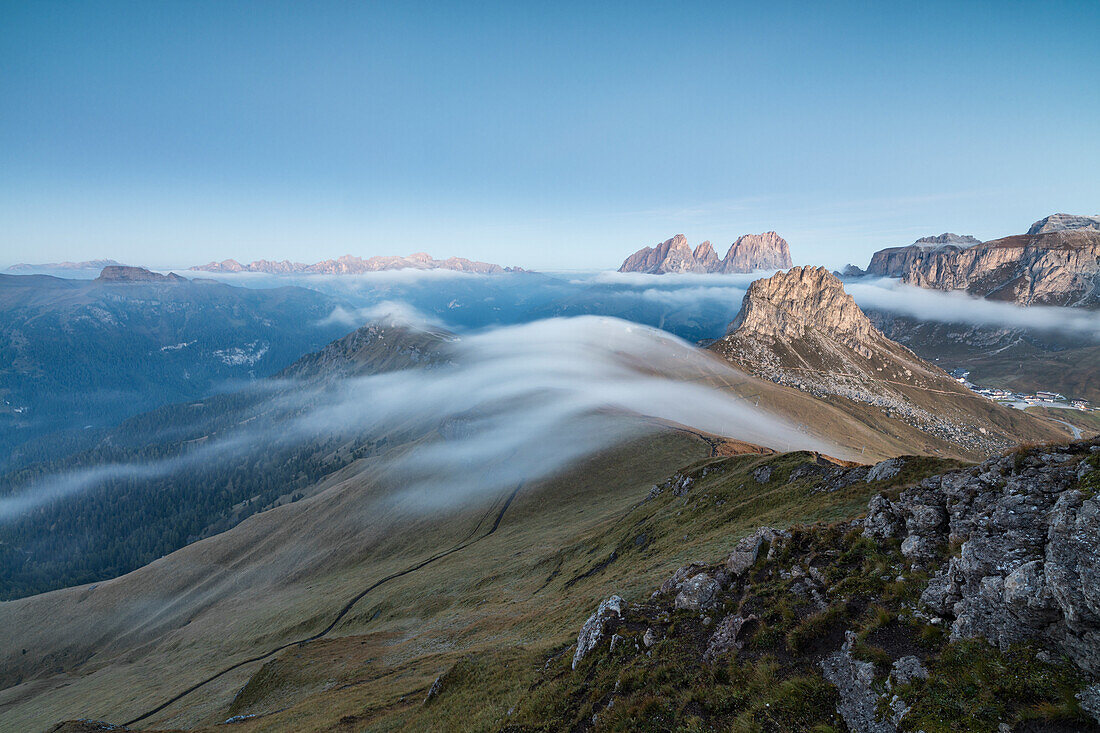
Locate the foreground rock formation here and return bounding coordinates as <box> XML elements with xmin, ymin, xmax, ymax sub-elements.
<box><xmin>192</xmin><ymin>252</ymin><xmax>521</xmax><ymax>275</ymax></box>
<box><xmin>866</xmin><ymin>214</ymin><xmax>1100</xmax><ymax>307</ymax></box>
<box><xmin>865</xmin><ymin>443</ymin><xmax>1100</xmax><ymax>675</ymax></box>
<box><xmin>549</xmin><ymin>439</ymin><xmax>1100</xmax><ymax>732</ymax></box>
<box><xmin>618</xmin><ymin>232</ymin><xmax>792</xmax><ymax>274</ymax></box>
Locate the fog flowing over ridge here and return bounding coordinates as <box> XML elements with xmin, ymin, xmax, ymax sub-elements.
<box><xmin>0</xmin><ymin>316</ymin><xmax>842</xmax><ymax>522</ymax></box>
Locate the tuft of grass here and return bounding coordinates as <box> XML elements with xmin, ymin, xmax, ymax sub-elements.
<box><xmin>898</xmin><ymin>639</ymin><xmax>1090</xmax><ymax>732</ymax></box>
<box><xmin>787</xmin><ymin>605</ymin><xmax>849</xmax><ymax>654</ymax></box>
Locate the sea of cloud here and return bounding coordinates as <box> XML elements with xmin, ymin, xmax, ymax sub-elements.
<box><xmin>0</xmin><ymin>315</ymin><xmax>839</xmax><ymax>521</ymax></box>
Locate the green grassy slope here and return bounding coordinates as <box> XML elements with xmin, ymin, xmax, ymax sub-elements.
<box><xmin>77</xmin><ymin>448</ymin><xmax>962</xmax><ymax>732</ymax></box>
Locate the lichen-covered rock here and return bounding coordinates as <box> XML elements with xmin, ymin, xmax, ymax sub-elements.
<box><xmin>725</xmin><ymin>527</ymin><xmax>787</xmax><ymax>576</ymax></box>
<box><xmin>863</xmin><ymin>494</ymin><xmax>903</xmax><ymax>539</ymax></box>
<box><xmin>573</xmin><ymin>595</ymin><xmax>626</xmax><ymax>669</ymax></box>
<box><xmin>862</xmin><ymin>441</ymin><xmax>1100</xmax><ymax>674</ymax></box>
<box><xmin>425</xmin><ymin>673</ymin><xmax>445</xmax><ymax>702</ymax></box>
<box><xmin>753</xmin><ymin>465</ymin><xmax>772</xmax><ymax>484</ymax></box>
<box><xmin>703</xmin><ymin>614</ymin><xmax>756</xmax><ymax>663</ymax></box>
<box><xmin>674</xmin><ymin>574</ymin><xmax>718</xmax><ymax>611</ymax></box>
<box><xmin>1079</xmin><ymin>682</ymin><xmax>1100</xmax><ymax>723</ymax></box>
<box><xmin>890</xmin><ymin>656</ymin><xmax>928</xmax><ymax>686</ymax></box>
<box><xmin>867</xmin><ymin>457</ymin><xmax>905</xmax><ymax>483</ymax></box>
<box><xmin>660</xmin><ymin>562</ymin><xmax>708</xmax><ymax>596</ymax></box>
<box><xmin>821</xmin><ymin>631</ymin><xmax>895</xmax><ymax>733</ymax></box>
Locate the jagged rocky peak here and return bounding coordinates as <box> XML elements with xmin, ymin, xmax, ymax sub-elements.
<box><xmin>912</xmin><ymin>232</ymin><xmax>981</xmax><ymax>248</ymax></box>
<box><xmin>618</xmin><ymin>231</ymin><xmax>792</xmax><ymax>274</ymax></box>
<box><xmin>1028</xmin><ymin>213</ymin><xmax>1100</xmax><ymax>235</ymax></box>
<box><xmin>693</xmin><ymin>240</ymin><xmax>720</xmax><ymax>270</ymax></box>
<box><xmin>727</xmin><ymin>265</ymin><xmax>877</xmax><ymax>345</ymax></box>
<box><xmin>615</xmin><ymin>234</ymin><xmax>699</xmax><ymax>274</ymax></box>
<box><xmin>720</xmin><ymin>231</ymin><xmax>793</xmax><ymax>273</ymax></box>
<box><xmin>95</xmin><ymin>265</ymin><xmax>185</xmax><ymax>283</ymax></box>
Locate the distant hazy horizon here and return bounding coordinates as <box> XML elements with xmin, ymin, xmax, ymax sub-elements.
<box><xmin>3</xmin><ymin>1</ymin><xmax>1099</xmax><ymax>271</ymax></box>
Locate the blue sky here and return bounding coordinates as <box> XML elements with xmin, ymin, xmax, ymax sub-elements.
<box><xmin>2</xmin><ymin>0</ymin><xmax>1098</xmax><ymax>270</ymax></box>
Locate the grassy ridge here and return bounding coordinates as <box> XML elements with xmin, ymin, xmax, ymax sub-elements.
<box><xmin>172</xmin><ymin>450</ymin><xmax>967</xmax><ymax>731</ymax></box>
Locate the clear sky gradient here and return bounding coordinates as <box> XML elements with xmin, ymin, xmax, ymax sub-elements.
<box><xmin>2</xmin><ymin>1</ymin><xmax>1098</xmax><ymax>270</ymax></box>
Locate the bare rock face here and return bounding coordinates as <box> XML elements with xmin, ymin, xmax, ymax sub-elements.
<box><xmin>618</xmin><ymin>232</ymin><xmax>792</xmax><ymax>274</ymax></box>
<box><xmin>719</xmin><ymin>231</ymin><xmax>793</xmax><ymax>273</ymax></box>
<box><xmin>866</xmin><ymin>233</ymin><xmax>980</xmax><ymax>278</ymax></box>
<box><xmin>722</xmin><ymin>266</ymin><xmax>878</xmax><ymax>352</ymax></box>
<box><xmin>899</xmin><ymin>229</ymin><xmax>1100</xmax><ymax>307</ymax></box>
<box><xmin>866</xmin><ymin>217</ymin><xmax>1100</xmax><ymax>307</ymax></box>
<box><xmin>1028</xmin><ymin>213</ymin><xmax>1100</xmax><ymax>235</ymax></box>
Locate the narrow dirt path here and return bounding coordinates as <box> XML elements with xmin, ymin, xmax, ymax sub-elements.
<box><xmin>124</xmin><ymin>483</ymin><xmax>523</xmax><ymax>727</ymax></box>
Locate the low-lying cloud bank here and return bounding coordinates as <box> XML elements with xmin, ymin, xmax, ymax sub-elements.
<box><xmin>201</xmin><ymin>268</ymin><xmax>1099</xmax><ymax>345</ymax></box>
<box><xmin>0</xmin><ymin>316</ymin><xmax>841</xmax><ymax>522</ymax></box>
<box><xmin>846</xmin><ymin>277</ymin><xmax>1100</xmax><ymax>340</ymax></box>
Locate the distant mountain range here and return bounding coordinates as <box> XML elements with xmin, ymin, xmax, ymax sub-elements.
<box><xmin>0</xmin><ymin>267</ymin><xmax>349</xmax><ymax>471</ymax></box>
<box><xmin>190</xmin><ymin>252</ymin><xmax>523</xmax><ymax>275</ymax></box>
<box><xmin>6</xmin><ymin>259</ymin><xmax>124</xmax><ymax>272</ymax></box>
<box><xmin>618</xmin><ymin>232</ymin><xmax>792</xmax><ymax>274</ymax></box>
<box><xmin>5</xmin><ymin>253</ymin><xmax>524</xmax><ymax>277</ymax></box>
<box><xmin>862</xmin><ymin>213</ymin><xmax>1100</xmax><ymax>308</ymax></box>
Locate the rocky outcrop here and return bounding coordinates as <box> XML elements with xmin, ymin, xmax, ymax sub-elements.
<box><xmin>553</xmin><ymin>443</ymin><xmax>1100</xmax><ymax>731</ymax></box>
<box><xmin>618</xmin><ymin>232</ymin><xmax>792</xmax><ymax>274</ymax></box>
<box><xmin>95</xmin><ymin>266</ymin><xmax>186</xmax><ymax>283</ymax></box>
<box><xmin>821</xmin><ymin>631</ymin><xmax>895</xmax><ymax>733</ymax></box>
<box><xmin>711</xmin><ymin>266</ymin><xmax>1068</xmax><ymax>455</ymax></box>
<box><xmin>864</xmin><ymin>440</ymin><xmax>1100</xmax><ymax>674</ymax></box>
<box><xmin>192</xmin><ymin>253</ymin><xmax>520</xmax><ymax>275</ymax></box>
<box><xmin>836</xmin><ymin>264</ymin><xmax>866</xmax><ymax>277</ymax></box>
<box><xmin>866</xmin><ymin>217</ymin><xmax>1100</xmax><ymax>307</ymax></box>
<box><xmin>573</xmin><ymin>595</ymin><xmax>626</xmax><ymax>669</ymax></box>
<box><xmin>914</xmin><ymin>233</ymin><xmax>981</xmax><ymax>247</ymax></box>
<box><xmin>722</xmin><ymin>266</ymin><xmax>879</xmax><ymax>352</ymax></box>
<box><xmin>692</xmin><ymin>241</ymin><xmax>720</xmax><ymax>271</ymax></box>
<box><xmin>1028</xmin><ymin>213</ymin><xmax>1100</xmax><ymax>235</ymax></box>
